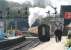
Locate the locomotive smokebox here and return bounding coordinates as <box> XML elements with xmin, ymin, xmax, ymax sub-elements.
<box><xmin>38</xmin><ymin>24</ymin><xmax>50</xmax><ymax>42</ymax></box>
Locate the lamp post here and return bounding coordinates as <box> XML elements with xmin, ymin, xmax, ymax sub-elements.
<box><xmin>54</xmin><ymin>7</ymin><xmax>57</xmax><ymax>17</ymax></box>
<box><xmin>46</xmin><ymin>10</ymin><xmax>50</xmax><ymax>17</ymax></box>
<box><xmin>6</xmin><ymin>7</ymin><xmax>10</xmax><ymax>18</ymax></box>
<box><xmin>5</xmin><ymin>7</ymin><xmax>9</xmax><ymax>35</ymax></box>
<box><xmin>0</xmin><ymin>11</ymin><xmax>2</xmax><ymax>19</ymax></box>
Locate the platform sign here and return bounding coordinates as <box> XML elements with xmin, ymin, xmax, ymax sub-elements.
<box><xmin>64</xmin><ymin>12</ymin><xmax>71</xmax><ymax>19</ymax></box>
<box><xmin>64</xmin><ymin>12</ymin><xmax>71</xmax><ymax>26</ymax></box>
<box><xmin>60</xmin><ymin>5</ymin><xmax>71</xmax><ymax>26</ymax></box>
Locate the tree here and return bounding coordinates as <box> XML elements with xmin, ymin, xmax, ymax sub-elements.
<box><xmin>0</xmin><ymin>0</ymin><xmax>8</xmax><ymax>10</ymax></box>
<box><xmin>22</xmin><ymin>1</ymin><xmax>32</xmax><ymax>17</ymax></box>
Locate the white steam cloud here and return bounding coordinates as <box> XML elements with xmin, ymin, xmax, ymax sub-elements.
<box><xmin>28</xmin><ymin>7</ymin><xmax>48</xmax><ymax>27</ymax></box>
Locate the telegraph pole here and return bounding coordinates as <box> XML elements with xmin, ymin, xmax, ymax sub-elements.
<box><xmin>5</xmin><ymin>7</ymin><xmax>10</xmax><ymax>35</ymax></box>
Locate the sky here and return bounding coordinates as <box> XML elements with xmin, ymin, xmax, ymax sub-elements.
<box><xmin>6</xmin><ymin>0</ymin><xmax>33</xmax><ymax>4</ymax></box>
<box><xmin>6</xmin><ymin>0</ymin><xmax>71</xmax><ymax>13</ymax></box>
<box><xmin>6</xmin><ymin>0</ymin><xmax>27</xmax><ymax>3</ymax></box>
<box><xmin>49</xmin><ymin>0</ymin><xmax>70</xmax><ymax>13</ymax></box>
<box><xmin>6</xmin><ymin>0</ymin><xmax>71</xmax><ymax>5</ymax></box>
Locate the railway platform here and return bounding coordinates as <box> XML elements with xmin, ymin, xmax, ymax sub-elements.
<box><xmin>30</xmin><ymin>36</ymin><xmax>67</xmax><ymax>50</ymax></box>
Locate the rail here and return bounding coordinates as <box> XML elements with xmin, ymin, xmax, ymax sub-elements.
<box><xmin>4</xmin><ymin>38</ymin><xmax>41</xmax><ymax>50</ymax></box>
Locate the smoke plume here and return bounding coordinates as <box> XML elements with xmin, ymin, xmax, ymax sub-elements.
<box><xmin>28</xmin><ymin>7</ymin><xmax>48</xmax><ymax>27</ymax></box>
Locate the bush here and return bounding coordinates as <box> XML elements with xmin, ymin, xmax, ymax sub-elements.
<box><xmin>63</xmin><ymin>30</ymin><xmax>68</xmax><ymax>36</ymax></box>
<box><xmin>65</xmin><ymin>39</ymin><xmax>71</xmax><ymax>47</ymax></box>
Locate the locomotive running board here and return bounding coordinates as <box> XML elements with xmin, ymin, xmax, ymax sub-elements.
<box><xmin>25</xmin><ymin>37</ymin><xmax>38</xmax><ymax>38</ymax></box>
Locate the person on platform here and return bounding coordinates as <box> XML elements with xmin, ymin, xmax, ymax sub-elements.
<box><xmin>54</xmin><ymin>28</ymin><xmax>62</xmax><ymax>42</ymax></box>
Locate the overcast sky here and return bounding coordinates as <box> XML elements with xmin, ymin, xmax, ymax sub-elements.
<box><xmin>6</xmin><ymin>0</ymin><xmax>71</xmax><ymax>13</ymax></box>
<box><xmin>6</xmin><ymin>0</ymin><xmax>71</xmax><ymax>5</ymax></box>
<box><xmin>6</xmin><ymin>0</ymin><xmax>33</xmax><ymax>4</ymax></box>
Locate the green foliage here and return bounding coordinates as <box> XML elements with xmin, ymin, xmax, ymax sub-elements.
<box><xmin>62</xmin><ymin>29</ymin><xmax>68</xmax><ymax>36</ymax></box>
<box><xmin>65</xmin><ymin>39</ymin><xmax>71</xmax><ymax>47</ymax></box>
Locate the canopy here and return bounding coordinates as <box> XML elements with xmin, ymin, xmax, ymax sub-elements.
<box><xmin>65</xmin><ymin>23</ymin><xmax>71</xmax><ymax>29</ymax></box>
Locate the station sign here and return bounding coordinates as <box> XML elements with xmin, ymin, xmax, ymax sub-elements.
<box><xmin>64</xmin><ymin>12</ymin><xmax>71</xmax><ymax>19</ymax></box>
<box><xmin>60</xmin><ymin>5</ymin><xmax>71</xmax><ymax>26</ymax></box>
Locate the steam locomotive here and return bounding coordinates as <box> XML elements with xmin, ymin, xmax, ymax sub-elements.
<box><xmin>28</xmin><ymin>24</ymin><xmax>50</xmax><ymax>42</ymax></box>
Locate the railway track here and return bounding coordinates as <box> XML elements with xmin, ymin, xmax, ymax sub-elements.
<box><xmin>18</xmin><ymin>38</ymin><xmax>40</xmax><ymax>50</ymax></box>
<box><xmin>4</xmin><ymin>37</ymin><xmax>41</xmax><ymax>50</ymax></box>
